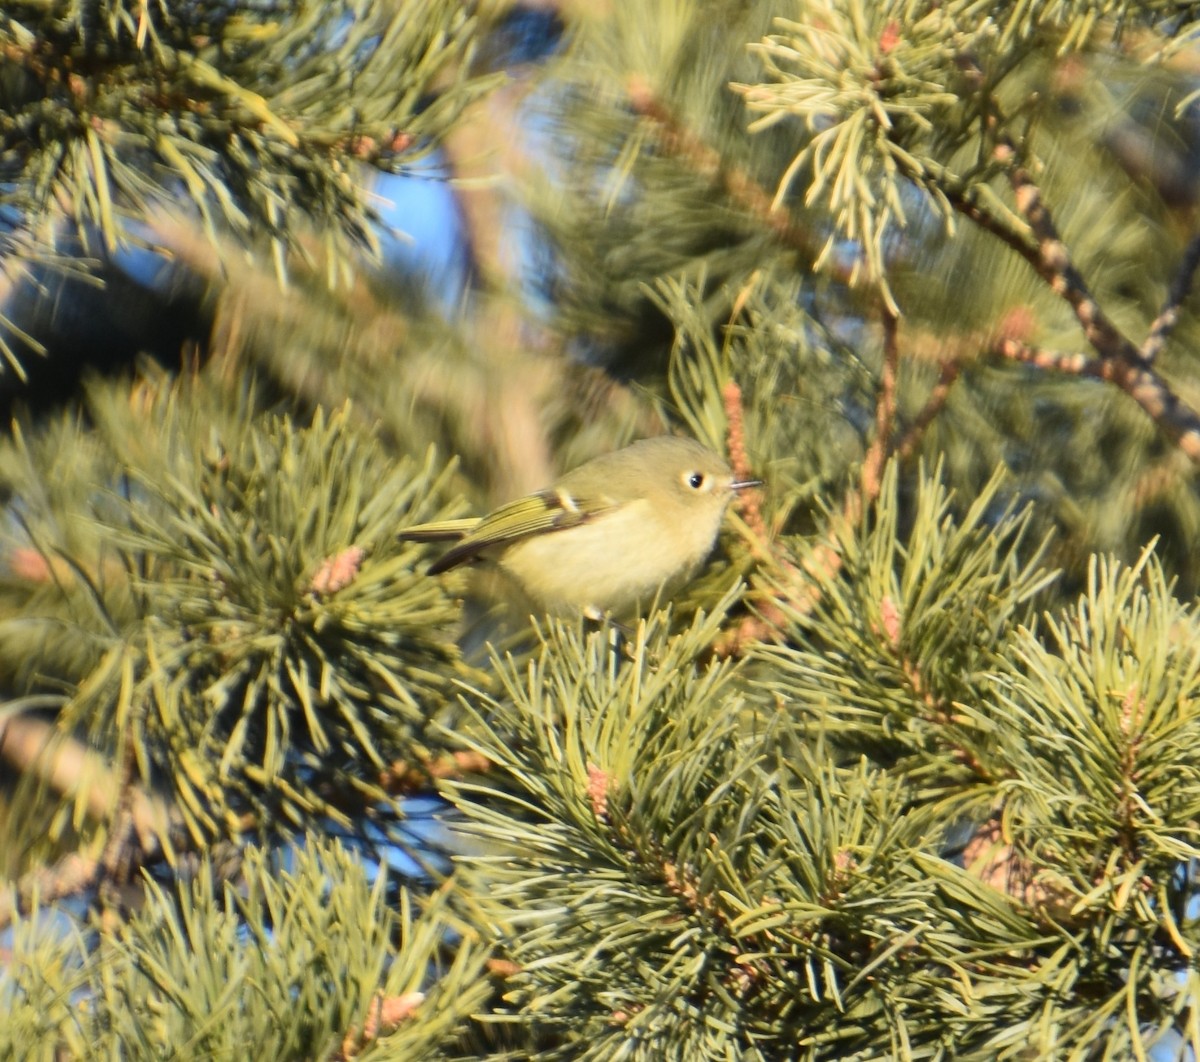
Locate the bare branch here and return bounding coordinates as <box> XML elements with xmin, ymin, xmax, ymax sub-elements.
<box><xmin>0</xmin><ymin>851</ymin><xmax>99</xmax><ymax>930</ymax></box>
<box><xmin>0</xmin><ymin>712</ymin><xmax>180</xmax><ymax>928</ymax></box>
<box><xmin>897</xmin><ymin>360</ymin><xmax>962</xmax><ymax>461</ymax></box>
<box><xmin>927</xmin><ymin>130</ymin><xmax>1200</xmax><ymax>467</ymax></box>
<box><xmin>992</xmin><ymin>337</ymin><xmax>1200</xmax><ymax>463</ymax></box>
<box><xmin>1141</xmin><ymin>233</ymin><xmax>1200</xmax><ymax>364</ymax></box>
<box><xmin>997</xmin><ymin>141</ymin><xmax>1145</xmax><ymax>366</ymax></box>
<box><xmin>859</xmin><ymin>303</ymin><xmax>899</xmax><ymax>507</ymax></box>
<box><xmin>0</xmin><ymin>714</ymin><xmax>174</xmax><ymax>844</ymax></box>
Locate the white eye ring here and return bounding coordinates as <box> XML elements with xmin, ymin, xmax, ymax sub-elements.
<box><xmin>685</xmin><ymin>471</ymin><xmax>706</xmax><ymax>490</ymax></box>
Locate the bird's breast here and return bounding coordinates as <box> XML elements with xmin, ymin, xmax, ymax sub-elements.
<box><xmin>496</xmin><ymin>499</ymin><xmax>721</xmax><ymax>616</ymax></box>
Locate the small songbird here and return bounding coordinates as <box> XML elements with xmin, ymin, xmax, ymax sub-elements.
<box><xmin>399</xmin><ymin>436</ymin><xmax>758</xmax><ymax>619</ymax></box>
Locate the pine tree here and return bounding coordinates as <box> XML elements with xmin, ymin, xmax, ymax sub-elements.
<box><xmin>4</xmin><ymin>1</ymin><xmax>1200</xmax><ymax>1058</ymax></box>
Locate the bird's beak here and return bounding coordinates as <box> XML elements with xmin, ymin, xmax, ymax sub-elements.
<box><xmin>730</xmin><ymin>479</ymin><xmax>761</xmax><ymax>491</ymax></box>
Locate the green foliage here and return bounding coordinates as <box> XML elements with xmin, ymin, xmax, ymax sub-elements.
<box><xmin>758</xmin><ymin>462</ymin><xmax>1057</xmax><ymax>804</ymax></box>
<box><xmin>0</xmin><ymin>903</ymin><xmax>84</xmax><ymax>1062</ymax></box>
<box><xmin>753</xmin><ymin>470</ymin><xmax>1200</xmax><ymax>1056</ymax></box>
<box><xmin>732</xmin><ymin>0</ymin><xmax>1193</xmax><ymax>295</ymax></box>
<box><xmin>1</xmin><ymin>373</ymin><xmax>476</xmax><ymax>848</ymax></box>
<box><xmin>985</xmin><ymin>548</ymin><xmax>1200</xmax><ymax>894</ymax></box>
<box><xmin>443</xmin><ymin>469</ymin><xmax>1200</xmax><ymax>1059</ymax></box>
<box><xmin>521</xmin><ymin>1</ymin><xmax>800</xmax><ymax>365</ymax></box>
<box><xmin>736</xmin><ymin>1</ymin><xmax>968</xmax><ymax>294</ymax></box>
<box><xmin>1</xmin><ymin>837</ymin><xmax>493</xmax><ymax>1060</ymax></box>
<box><xmin>763</xmin><ymin>462</ymin><xmax>1200</xmax><ymax>900</ymax></box>
<box><xmin>0</xmin><ymin>0</ymin><xmax>497</xmax><ymax>286</ymax></box>
<box><xmin>7</xmin><ymin>1</ymin><xmax>1200</xmax><ymax>1058</ymax></box>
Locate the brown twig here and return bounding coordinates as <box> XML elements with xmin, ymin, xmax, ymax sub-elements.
<box><xmin>876</xmin><ymin>307</ymin><xmax>1028</xmax><ymax>463</ymax></box>
<box><xmin>713</xmin><ymin>381</ymin><xmax>858</xmax><ymax>655</ymax></box>
<box><xmin>1141</xmin><ymin>232</ymin><xmax>1200</xmax><ymax>364</ymax></box>
<box><xmin>992</xmin><ymin>337</ymin><xmax>1104</xmax><ymax>375</ymax></box>
<box><xmin>1115</xmin><ymin>686</ymin><xmax>1147</xmax><ymax>865</ymax></box>
<box><xmin>991</xmin><ymin>338</ymin><xmax>1200</xmax><ymax>462</ymax></box>
<box><xmin>0</xmin><ymin>852</ymin><xmax>99</xmax><ymax>929</ymax></box>
<box><xmin>934</xmin><ymin>136</ymin><xmax>1200</xmax><ymax>465</ymax></box>
<box><xmin>437</xmin><ymin>73</ymin><xmax>559</xmax><ymax>499</ymax></box>
<box><xmin>858</xmin><ymin>303</ymin><xmax>900</xmax><ymax>509</ymax></box>
<box><xmin>95</xmin><ymin>685</ymin><xmax>149</xmax><ymax>921</ymax></box>
<box><xmin>998</xmin><ymin>140</ymin><xmax>1143</xmax><ymax>365</ymax></box>
<box><xmin>714</xmin><ymin>307</ymin><xmax>906</xmax><ymax>654</ymax></box>
<box><xmin>0</xmin><ymin>715</ymin><xmax>174</xmax><ymax>847</ymax></box>
<box><xmin>0</xmin><ymin>713</ymin><xmax>178</xmax><ymax>929</ymax></box>
<box><xmin>996</xmin><ymin>134</ymin><xmax>1200</xmax><ymax>458</ymax></box>
<box><xmin>876</xmin><ymin>596</ymin><xmax>993</xmax><ymax>780</ymax></box>
<box><xmin>626</xmin><ymin>78</ymin><xmax>849</xmax><ymax>281</ymax></box>
<box><xmin>715</xmin><ymin>381</ymin><xmax>797</xmax><ymax>655</ymax></box>
<box><xmin>379</xmin><ymin>750</ymin><xmax>493</xmax><ymax>795</ymax></box>
<box><xmin>897</xmin><ymin>359</ymin><xmax>962</xmax><ymax>461</ymax></box>
<box><xmin>936</xmin><ymin>172</ymin><xmax>1040</xmax><ymax>263</ymax></box>
<box><xmin>721</xmin><ymin>379</ymin><xmax>768</xmax><ymax>543</ymax></box>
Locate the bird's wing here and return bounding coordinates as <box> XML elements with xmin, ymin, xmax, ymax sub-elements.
<box><xmin>397</xmin><ymin>518</ymin><xmax>480</xmax><ymax>542</ymax></box>
<box><xmin>426</xmin><ymin>488</ymin><xmax>616</xmax><ymax>574</ymax></box>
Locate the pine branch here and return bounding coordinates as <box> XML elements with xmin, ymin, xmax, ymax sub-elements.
<box><xmin>3</xmin><ymin>838</ymin><xmax>498</xmax><ymax>1059</ymax></box>
<box><xmin>2</xmin><ymin>376</ymin><xmax>479</xmax><ymax>860</ymax></box>
<box><xmin>0</xmin><ymin>850</ymin><xmax>96</xmax><ymax>932</ymax></box>
<box><xmin>0</xmin><ymin>0</ymin><xmax>500</xmax><ymax>290</ymax></box>
<box><xmin>1000</xmin><ymin>138</ymin><xmax>1143</xmax><ymax>362</ymax></box>
<box><xmin>987</xmin><ymin>330</ymin><xmax>1200</xmax><ymax>463</ymax></box>
<box><xmin>446</xmin><ymin>604</ymin><xmax>1071</xmax><ymax>1058</ymax></box>
<box><xmin>762</xmin><ymin>462</ymin><xmax>1056</xmax><ymax>801</ymax></box>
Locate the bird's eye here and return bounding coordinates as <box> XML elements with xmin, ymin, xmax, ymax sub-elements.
<box><xmin>686</xmin><ymin>471</ymin><xmax>706</xmax><ymax>490</ymax></box>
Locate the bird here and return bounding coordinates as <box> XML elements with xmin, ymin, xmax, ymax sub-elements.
<box><xmin>399</xmin><ymin>436</ymin><xmax>758</xmax><ymax>620</ymax></box>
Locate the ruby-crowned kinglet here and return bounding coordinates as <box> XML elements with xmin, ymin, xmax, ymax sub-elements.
<box><xmin>400</xmin><ymin>436</ymin><xmax>757</xmax><ymax>619</ymax></box>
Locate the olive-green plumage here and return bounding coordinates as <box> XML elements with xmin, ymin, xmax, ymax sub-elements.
<box><xmin>400</xmin><ymin>436</ymin><xmax>754</xmax><ymax>618</ymax></box>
